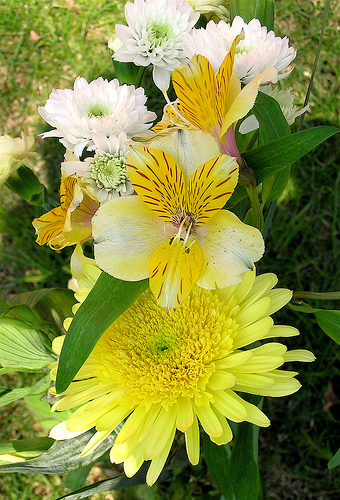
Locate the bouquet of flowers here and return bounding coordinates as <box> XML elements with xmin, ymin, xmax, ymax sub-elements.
<box><xmin>0</xmin><ymin>0</ymin><xmax>339</xmax><ymax>498</ymax></box>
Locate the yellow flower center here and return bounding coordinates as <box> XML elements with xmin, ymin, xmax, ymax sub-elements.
<box><xmin>91</xmin><ymin>288</ymin><xmax>238</xmax><ymax>408</ymax></box>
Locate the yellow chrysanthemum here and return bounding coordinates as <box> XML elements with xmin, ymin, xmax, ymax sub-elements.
<box><xmin>49</xmin><ymin>270</ymin><xmax>314</xmax><ymax>486</ymax></box>
<box><xmin>33</xmin><ymin>176</ymin><xmax>99</xmax><ymax>250</ymax></box>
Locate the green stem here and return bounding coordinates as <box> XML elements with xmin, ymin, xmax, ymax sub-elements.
<box><xmin>293</xmin><ymin>291</ymin><xmax>340</xmax><ymax>301</ymax></box>
<box><xmin>135</xmin><ymin>66</ymin><xmax>147</xmax><ymax>88</ymax></box>
<box><xmin>262</xmin><ymin>200</ymin><xmax>277</xmax><ymax>239</ymax></box>
<box><xmin>298</xmin><ymin>0</ymin><xmax>330</xmax><ymax>130</ymax></box>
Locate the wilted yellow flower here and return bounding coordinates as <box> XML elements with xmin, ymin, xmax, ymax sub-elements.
<box><xmin>0</xmin><ymin>133</ymin><xmax>35</xmax><ymax>185</ymax></box>
<box><xmin>49</xmin><ymin>270</ymin><xmax>314</xmax><ymax>486</ymax></box>
<box><xmin>33</xmin><ymin>176</ymin><xmax>99</xmax><ymax>250</ymax></box>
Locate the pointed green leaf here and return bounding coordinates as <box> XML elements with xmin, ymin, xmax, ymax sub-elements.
<box><xmin>0</xmin><ymin>429</ymin><xmax>117</xmax><ymax>473</ymax></box>
<box><xmin>230</xmin><ymin>0</ymin><xmax>274</xmax><ymax>30</ymax></box>
<box><xmin>328</xmin><ymin>448</ymin><xmax>340</xmax><ymax>469</ymax></box>
<box><xmin>0</xmin><ymin>318</ymin><xmax>55</xmax><ymax>370</ymax></box>
<box><xmin>315</xmin><ymin>310</ymin><xmax>340</xmax><ymax>344</ymax></box>
<box><xmin>0</xmin><ymin>438</ymin><xmax>53</xmax><ymax>463</ymax></box>
<box><xmin>202</xmin><ymin>435</ymin><xmax>233</xmax><ymax>500</ymax></box>
<box><xmin>253</xmin><ymin>91</ymin><xmax>290</xmax><ymax>144</ymax></box>
<box><xmin>56</xmin><ymin>273</ymin><xmax>149</xmax><ymax>393</ymax></box>
<box><xmin>230</xmin><ymin>420</ymin><xmax>260</xmax><ymax>500</ymax></box>
<box><xmin>5</xmin><ymin>165</ymin><xmax>46</xmax><ymax>205</ymax></box>
<box><xmin>243</xmin><ymin>126</ymin><xmax>339</xmax><ymax>183</ymax></box>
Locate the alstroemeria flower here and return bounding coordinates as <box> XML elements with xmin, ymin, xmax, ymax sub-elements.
<box><xmin>33</xmin><ymin>176</ymin><xmax>99</xmax><ymax>250</ymax></box>
<box><xmin>167</xmin><ymin>34</ymin><xmax>278</xmax><ymax>157</ymax></box>
<box><xmin>93</xmin><ymin>135</ymin><xmax>264</xmax><ymax>309</ymax></box>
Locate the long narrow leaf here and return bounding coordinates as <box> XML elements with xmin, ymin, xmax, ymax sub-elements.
<box><xmin>243</xmin><ymin>126</ymin><xmax>339</xmax><ymax>183</ymax></box>
<box><xmin>56</xmin><ymin>273</ymin><xmax>148</xmax><ymax>393</ymax></box>
<box><xmin>230</xmin><ymin>0</ymin><xmax>275</xmax><ymax>30</ymax></box>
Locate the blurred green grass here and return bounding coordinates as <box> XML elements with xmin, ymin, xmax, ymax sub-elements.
<box><xmin>0</xmin><ymin>0</ymin><xmax>339</xmax><ymax>499</ymax></box>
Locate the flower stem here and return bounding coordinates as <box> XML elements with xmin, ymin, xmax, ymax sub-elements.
<box><xmin>135</xmin><ymin>66</ymin><xmax>147</xmax><ymax>88</ymax></box>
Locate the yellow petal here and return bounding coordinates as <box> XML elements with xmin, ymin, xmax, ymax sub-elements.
<box><xmin>126</xmin><ymin>145</ymin><xmax>186</xmax><ymax>222</ymax></box>
<box><xmin>216</xmin><ymin>34</ymin><xmax>243</xmax><ymax>117</ymax></box>
<box><xmin>149</xmin><ymin>235</ymin><xmax>203</xmax><ymax>309</ymax></box>
<box><xmin>188</xmin><ymin>155</ymin><xmax>238</xmax><ymax>227</ymax></box>
<box><xmin>173</xmin><ymin>54</ymin><xmax>220</xmax><ymax>138</ymax></box>
<box><xmin>185</xmin><ymin>414</ymin><xmax>200</xmax><ymax>465</ymax></box>
<box><xmin>220</xmin><ymin>66</ymin><xmax>278</xmax><ymax>138</ymax></box>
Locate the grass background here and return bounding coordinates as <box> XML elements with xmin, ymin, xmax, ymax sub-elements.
<box><xmin>0</xmin><ymin>0</ymin><xmax>339</xmax><ymax>498</ymax></box>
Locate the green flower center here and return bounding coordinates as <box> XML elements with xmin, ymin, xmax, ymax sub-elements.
<box><xmin>88</xmin><ymin>103</ymin><xmax>110</xmax><ymax>119</ymax></box>
<box><xmin>91</xmin><ymin>153</ymin><xmax>128</xmax><ymax>191</ymax></box>
<box><xmin>147</xmin><ymin>22</ymin><xmax>172</xmax><ymax>47</ymax></box>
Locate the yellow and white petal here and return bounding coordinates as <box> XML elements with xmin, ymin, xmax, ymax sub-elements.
<box><xmin>216</xmin><ymin>34</ymin><xmax>243</xmax><ymax>118</ymax></box>
<box><xmin>146</xmin><ymin>423</ymin><xmax>176</xmax><ymax>486</ymax></box>
<box><xmin>283</xmin><ymin>350</ymin><xmax>316</xmax><ymax>363</ymax></box>
<box><xmin>49</xmin><ymin>420</ymin><xmax>90</xmax><ymax>440</ymax></box>
<box><xmin>147</xmin><ymin>129</ymin><xmax>222</xmax><ymax>184</ymax></box>
<box><xmin>126</xmin><ymin>145</ymin><xmax>186</xmax><ymax>222</ymax></box>
<box><xmin>173</xmin><ymin>54</ymin><xmax>220</xmax><ymax>138</ymax></box>
<box><xmin>263</xmin><ymin>325</ymin><xmax>299</xmax><ymax>339</ymax></box>
<box><xmin>93</xmin><ymin>196</ymin><xmax>165</xmax><ymax>281</ymax></box>
<box><xmin>220</xmin><ymin>66</ymin><xmax>278</xmax><ymax>139</ymax></box>
<box><xmin>188</xmin><ymin>156</ymin><xmax>238</xmax><ymax>226</ymax></box>
<box><xmin>196</xmin><ymin>210</ymin><xmax>264</xmax><ymax>289</ymax></box>
<box><xmin>149</xmin><ymin>235</ymin><xmax>203</xmax><ymax>309</ymax></box>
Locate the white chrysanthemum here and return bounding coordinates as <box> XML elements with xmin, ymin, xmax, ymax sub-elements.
<box><xmin>239</xmin><ymin>86</ymin><xmax>309</xmax><ymax>134</ymax></box>
<box><xmin>39</xmin><ymin>77</ymin><xmax>156</xmax><ymax>159</ymax></box>
<box><xmin>62</xmin><ymin>132</ymin><xmax>133</xmax><ymax>204</ymax></box>
<box><xmin>183</xmin><ymin>16</ymin><xmax>296</xmax><ymax>83</ymax></box>
<box><xmin>113</xmin><ymin>0</ymin><xmax>199</xmax><ymax>91</ymax></box>
<box><xmin>184</xmin><ymin>0</ymin><xmax>230</xmax><ymax>22</ymax></box>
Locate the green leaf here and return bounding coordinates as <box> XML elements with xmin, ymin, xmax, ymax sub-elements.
<box><xmin>252</xmin><ymin>92</ymin><xmax>290</xmax><ymax>144</ymax></box>
<box><xmin>113</xmin><ymin>61</ymin><xmax>140</xmax><ymax>85</ymax></box>
<box><xmin>64</xmin><ymin>465</ymin><xmax>93</xmax><ymax>491</ymax></box>
<box><xmin>328</xmin><ymin>448</ymin><xmax>340</xmax><ymax>469</ymax></box>
<box><xmin>56</xmin><ymin>464</ymin><xmax>170</xmax><ymax>500</ymax></box>
<box><xmin>0</xmin><ymin>429</ymin><xmax>117</xmax><ymax>473</ymax></box>
<box><xmin>203</xmin><ymin>436</ymin><xmax>233</xmax><ymax>500</ymax></box>
<box><xmin>10</xmin><ymin>288</ymin><xmax>76</xmax><ymax>331</ymax></box>
<box><xmin>289</xmin><ymin>303</ymin><xmax>320</xmax><ymax>314</ymax></box>
<box><xmin>56</xmin><ymin>273</ymin><xmax>149</xmax><ymax>393</ymax></box>
<box><xmin>230</xmin><ymin>0</ymin><xmax>274</xmax><ymax>30</ymax></box>
<box><xmin>262</xmin><ymin>167</ymin><xmax>291</xmax><ymax>204</ymax></box>
<box><xmin>230</xmin><ymin>420</ymin><xmax>260</xmax><ymax>500</ymax></box>
<box><xmin>243</xmin><ymin>126</ymin><xmax>339</xmax><ymax>184</ymax></box>
<box><xmin>315</xmin><ymin>310</ymin><xmax>340</xmax><ymax>344</ymax></box>
<box><xmin>0</xmin><ymin>375</ymin><xmax>50</xmax><ymax>408</ymax></box>
<box><xmin>0</xmin><ymin>318</ymin><xmax>55</xmax><ymax>370</ymax></box>
<box><xmin>0</xmin><ymin>438</ymin><xmax>53</xmax><ymax>463</ymax></box>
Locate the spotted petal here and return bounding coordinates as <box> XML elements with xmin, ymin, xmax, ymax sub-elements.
<box><xmin>188</xmin><ymin>155</ymin><xmax>238</xmax><ymax>227</ymax></box>
<box><xmin>126</xmin><ymin>145</ymin><xmax>186</xmax><ymax>222</ymax></box>
<box><xmin>149</xmin><ymin>236</ymin><xmax>203</xmax><ymax>310</ymax></box>
<box><xmin>173</xmin><ymin>55</ymin><xmax>220</xmax><ymax>138</ymax></box>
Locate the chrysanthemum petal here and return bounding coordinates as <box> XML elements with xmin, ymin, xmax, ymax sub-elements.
<box><xmin>49</xmin><ymin>421</ymin><xmax>89</xmax><ymax>440</ymax></box>
<box><xmin>188</xmin><ymin>156</ymin><xmax>238</xmax><ymax>227</ymax></box>
<box><xmin>232</xmin><ymin>316</ymin><xmax>274</xmax><ymax>349</ymax></box>
<box><xmin>149</xmin><ymin>236</ymin><xmax>203</xmax><ymax>309</ymax></box>
<box><xmin>126</xmin><ymin>145</ymin><xmax>186</xmax><ymax>222</ymax></box>
<box><xmin>208</xmin><ymin>371</ymin><xmax>236</xmax><ymax>391</ymax></box>
<box><xmin>96</xmin><ymin>405</ymin><xmax>132</xmax><ymax>432</ymax></box>
<box><xmin>194</xmin><ymin>403</ymin><xmax>223</xmax><ymax>437</ymax></box>
<box><xmin>236</xmin><ymin>297</ymin><xmax>271</xmax><ymax>327</ymax></box>
<box><xmin>233</xmin><ymin>373</ymin><xmax>275</xmax><ymax>389</ymax></box>
<box><xmin>233</xmin><ymin>395</ymin><xmax>270</xmax><ymax>427</ymax></box>
<box><xmin>123</xmin><ymin>442</ymin><xmax>144</xmax><ymax>477</ymax></box>
<box><xmin>177</xmin><ymin>396</ymin><xmax>194</xmax><ymax>432</ymax></box>
<box><xmin>211</xmin><ymin>389</ymin><xmax>248</xmax><ymax>422</ymax></box>
<box><xmin>115</xmin><ymin>405</ymin><xmax>148</xmax><ymax>445</ymax></box>
<box><xmin>185</xmin><ymin>414</ymin><xmax>200</xmax><ymax>465</ymax></box>
<box><xmin>142</xmin><ymin>405</ymin><xmax>177</xmax><ymax>460</ymax></box>
<box><xmin>196</xmin><ymin>210</ymin><xmax>264</xmax><ymax>289</ymax></box>
<box><xmin>81</xmin><ymin>429</ymin><xmax>115</xmax><ymax>457</ymax></box>
<box><xmin>283</xmin><ymin>350</ymin><xmax>316</xmax><ymax>363</ymax></box>
<box><xmin>93</xmin><ymin>195</ymin><xmax>165</xmax><ymax>281</ymax></box>
<box><xmin>266</xmin><ymin>289</ymin><xmax>293</xmax><ymax>315</ymax></box>
<box><xmin>263</xmin><ymin>325</ymin><xmax>299</xmax><ymax>339</ymax></box>
<box><xmin>209</xmin><ymin>409</ymin><xmax>233</xmax><ymax>445</ymax></box>
<box><xmin>241</xmin><ymin>274</ymin><xmax>278</xmax><ymax>309</ymax></box>
<box><xmin>146</xmin><ymin>424</ymin><xmax>177</xmax><ymax>486</ymax></box>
